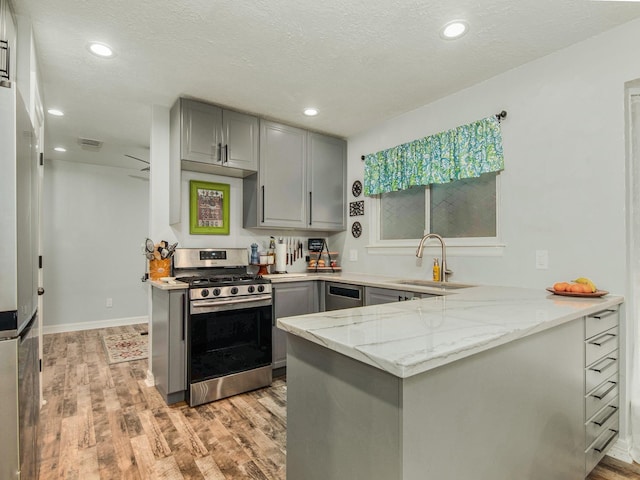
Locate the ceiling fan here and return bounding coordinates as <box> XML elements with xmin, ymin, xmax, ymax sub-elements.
<box><xmin>125</xmin><ymin>154</ymin><xmax>150</xmax><ymax>172</ymax></box>
<box><xmin>125</xmin><ymin>154</ymin><xmax>150</xmax><ymax>182</ymax></box>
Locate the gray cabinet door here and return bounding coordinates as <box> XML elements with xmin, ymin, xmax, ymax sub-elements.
<box><xmin>273</xmin><ymin>281</ymin><xmax>319</xmax><ymax>368</ymax></box>
<box><xmin>307</xmin><ymin>132</ymin><xmax>346</xmax><ymax>231</ymax></box>
<box><xmin>180</xmin><ymin>98</ymin><xmax>222</xmax><ymax>163</ymax></box>
<box><xmin>223</xmin><ymin>109</ymin><xmax>258</xmax><ymax>171</ymax></box>
<box><xmin>151</xmin><ymin>288</ymin><xmax>186</xmax><ymax>404</ymax></box>
<box><xmin>365</xmin><ymin>287</ymin><xmax>406</xmax><ymax>305</ymax></box>
<box><xmin>259</xmin><ymin>120</ymin><xmax>307</xmax><ymax>228</ymax></box>
<box><xmin>364</xmin><ymin>287</ymin><xmax>436</xmax><ymax>305</ymax></box>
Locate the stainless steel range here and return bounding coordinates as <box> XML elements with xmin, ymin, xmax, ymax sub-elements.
<box><xmin>173</xmin><ymin>248</ymin><xmax>273</xmax><ymax>407</ymax></box>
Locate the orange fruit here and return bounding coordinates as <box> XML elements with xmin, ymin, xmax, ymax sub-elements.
<box><xmin>553</xmin><ymin>282</ymin><xmax>569</xmax><ymax>292</ymax></box>
<box><xmin>569</xmin><ymin>284</ymin><xmax>584</xmax><ymax>293</ymax></box>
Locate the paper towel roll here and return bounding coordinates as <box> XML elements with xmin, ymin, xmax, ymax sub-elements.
<box><xmin>275</xmin><ymin>243</ymin><xmax>287</xmax><ymax>272</ymax></box>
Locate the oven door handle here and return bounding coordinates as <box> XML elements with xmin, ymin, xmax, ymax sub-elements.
<box><xmin>191</xmin><ymin>295</ymin><xmax>273</xmax><ymax>313</ymax></box>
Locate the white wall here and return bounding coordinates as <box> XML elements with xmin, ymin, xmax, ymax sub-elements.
<box><xmin>42</xmin><ymin>160</ymin><xmax>150</xmax><ymax>330</ymax></box>
<box><xmin>340</xmin><ymin>19</ymin><xmax>639</xmax><ymax>293</ymax></box>
<box><xmin>336</xmin><ymin>18</ymin><xmax>640</xmax><ymax>456</ymax></box>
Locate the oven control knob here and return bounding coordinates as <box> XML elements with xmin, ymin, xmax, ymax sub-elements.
<box><xmin>201</xmin><ymin>289</ymin><xmax>209</xmax><ymax>297</ymax></box>
<box><xmin>248</xmin><ymin>286</ymin><xmax>255</xmax><ymax>293</ymax></box>
<box><xmin>257</xmin><ymin>285</ymin><xmax>265</xmax><ymax>293</ymax></box>
<box><xmin>212</xmin><ymin>288</ymin><xmax>221</xmax><ymax>296</ymax></box>
<box><xmin>231</xmin><ymin>287</ymin><xmax>239</xmax><ymax>295</ymax></box>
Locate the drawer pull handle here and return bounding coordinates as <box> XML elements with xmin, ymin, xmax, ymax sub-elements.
<box><xmin>591</xmin><ymin>381</ymin><xmax>617</xmax><ymax>400</ymax></box>
<box><xmin>590</xmin><ymin>309</ymin><xmax>617</xmax><ymax>320</ymax></box>
<box><xmin>592</xmin><ymin>405</ymin><xmax>618</xmax><ymax>427</ymax></box>
<box><xmin>589</xmin><ymin>332</ymin><xmax>617</xmax><ymax>347</ymax></box>
<box><xmin>594</xmin><ymin>429</ymin><xmax>618</xmax><ymax>453</ymax></box>
<box><xmin>589</xmin><ymin>356</ymin><xmax>617</xmax><ymax>373</ymax></box>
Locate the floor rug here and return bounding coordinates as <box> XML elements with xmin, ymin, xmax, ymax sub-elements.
<box><xmin>101</xmin><ymin>332</ymin><xmax>148</xmax><ymax>364</ymax></box>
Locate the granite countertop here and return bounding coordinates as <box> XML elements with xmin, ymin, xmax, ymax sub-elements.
<box><xmin>277</xmin><ymin>285</ymin><xmax>624</xmax><ymax>378</ymax></box>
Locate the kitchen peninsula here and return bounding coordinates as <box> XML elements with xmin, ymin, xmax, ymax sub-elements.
<box><xmin>277</xmin><ymin>285</ymin><xmax>624</xmax><ymax>480</ymax></box>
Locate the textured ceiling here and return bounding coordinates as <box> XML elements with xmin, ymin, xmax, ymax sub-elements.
<box><xmin>12</xmin><ymin>0</ymin><xmax>640</xmax><ymax>169</ymax></box>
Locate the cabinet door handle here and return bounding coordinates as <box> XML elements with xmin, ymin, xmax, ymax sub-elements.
<box><xmin>181</xmin><ymin>293</ymin><xmax>186</xmax><ymax>341</ymax></box>
<box><xmin>261</xmin><ymin>186</ymin><xmax>265</xmax><ymax>223</ymax></box>
<box><xmin>592</xmin><ymin>405</ymin><xmax>618</xmax><ymax>427</ymax></box>
<box><xmin>590</xmin><ymin>309</ymin><xmax>617</xmax><ymax>320</ymax></box>
<box><xmin>591</xmin><ymin>381</ymin><xmax>617</xmax><ymax>400</ymax></box>
<box><xmin>224</xmin><ymin>144</ymin><xmax>229</xmax><ymax>163</ymax></box>
<box><xmin>593</xmin><ymin>429</ymin><xmax>618</xmax><ymax>453</ymax></box>
<box><xmin>589</xmin><ymin>356</ymin><xmax>617</xmax><ymax>373</ymax></box>
<box><xmin>589</xmin><ymin>332</ymin><xmax>617</xmax><ymax>347</ymax></box>
<box><xmin>217</xmin><ymin>142</ymin><xmax>222</xmax><ymax>163</ymax></box>
<box><xmin>398</xmin><ymin>295</ymin><xmax>402</xmax><ymax>302</ymax></box>
<box><xmin>309</xmin><ymin>192</ymin><xmax>313</xmax><ymax>225</ymax></box>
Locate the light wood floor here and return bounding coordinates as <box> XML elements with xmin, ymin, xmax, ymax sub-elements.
<box><xmin>38</xmin><ymin>324</ymin><xmax>286</xmax><ymax>479</ymax></box>
<box><xmin>38</xmin><ymin>325</ymin><xmax>640</xmax><ymax>480</ymax></box>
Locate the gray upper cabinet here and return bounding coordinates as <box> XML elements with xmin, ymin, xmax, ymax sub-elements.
<box><xmin>173</xmin><ymin>98</ymin><xmax>258</xmax><ymax>175</ymax></box>
<box><xmin>170</xmin><ymin>98</ymin><xmax>259</xmax><ymax>224</ymax></box>
<box><xmin>243</xmin><ymin>119</ymin><xmax>346</xmax><ymax>231</ymax></box>
<box><xmin>258</xmin><ymin>121</ymin><xmax>308</xmax><ymax>228</ymax></box>
<box><xmin>307</xmin><ymin>132</ymin><xmax>346</xmax><ymax>231</ymax></box>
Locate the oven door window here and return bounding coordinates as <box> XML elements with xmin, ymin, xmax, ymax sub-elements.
<box><xmin>189</xmin><ymin>305</ymin><xmax>272</xmax><ymax>382</ymax></box>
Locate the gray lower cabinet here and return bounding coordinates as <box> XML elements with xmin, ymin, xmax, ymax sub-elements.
<box><xmin>365</xmin><ymin>286</ymin><xmax>436</xmax><ymax>305</ymax></box>
<box><xmin>584</xmin><ymin>307</ymin><xmax>620</xmax><ymax>475</ymax></box>
<box><xmin>286</xmin><ymin>318</ymin><xmax>586</xmax><ymax>479</ymax></box>
<box><xmin>272</xmin><ymin>281</ymin><xmax>319</xmax><ymax>369</ymax></box>
<box><xmin>151</xmin><ymin>288</ymin><xmax>187</xmax><ymax>404</ymax></box>
<box><xmin>243</xmin><ymin>120</ymin><xmax>346</xmax><ymax>231</ymax></box>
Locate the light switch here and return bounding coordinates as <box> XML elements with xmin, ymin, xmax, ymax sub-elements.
<box><xmin>535</xmin><ymin>250</ymin><xmax>549</xmax><ymax>270</ymax></box>
<box><xmin>349</xmin><ymin>249</ymin><xmax>358</xmax><ymax>262</ymax></box>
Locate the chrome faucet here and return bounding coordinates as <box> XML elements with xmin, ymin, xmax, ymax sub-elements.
<box><xmin>416</xmin><ymin>233</ymin><xmax>452</xmax><ymax>282</ymax></box>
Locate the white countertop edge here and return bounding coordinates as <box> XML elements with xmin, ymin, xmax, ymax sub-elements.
<box><xmin>277</xmin><ymin>288</ymin><xmax>624</xmax><ymax>378</ymax></box>
<box><xmin>149</xmin><ymin>280</ymin><xmax>189</xmax><ymax>290</ymax></box>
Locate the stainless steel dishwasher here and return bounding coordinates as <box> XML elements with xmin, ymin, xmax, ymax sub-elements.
<box><xmin>325</xmin><ymin>283</ymin><xmax>363</xmax><ymax>311</ymax></box>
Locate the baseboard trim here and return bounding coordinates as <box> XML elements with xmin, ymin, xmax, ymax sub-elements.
<box><xmin>145</xmin><ymin>369</ymin><xmax>155</xmax><ymax>387</ymax></box>
<box><xmin>607</xmin><ymin>438</ymin><xmax>633</xmax><ymax>464</ymax></box>
<box><xmin>43</xmin><ymin>316</ymin><xmax>149</xmax><ymax>334</ymax></box>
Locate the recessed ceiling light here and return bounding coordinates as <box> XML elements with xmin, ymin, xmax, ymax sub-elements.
<box><xmin>304</xmin><ymin>108</ymin><xmax>318</xmax><ymax>117</ymax></box>
<box><xmin>54</xmin><ymin>147</ymin><xmax>67</xmax><ymax>152</ymax></box>
<box><xmin>88</xmin><ymin>42</ymin><xmax>114</xmax><ymax>58</ymax></box>
<box><xmin>47</xmin><ymin>108</ymin><xmax>64</xmax><ymax>117</ymax></box>
<box><xmin>441</xmin><ymin>21</ymin><xmax>468</xmax><ymax>40</ymax></box>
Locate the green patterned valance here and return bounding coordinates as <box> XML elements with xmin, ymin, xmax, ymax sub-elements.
<box><xmin>363</xmin><ymin>115</ymin><xmax>504</xmax><ymax>196</ymax></box>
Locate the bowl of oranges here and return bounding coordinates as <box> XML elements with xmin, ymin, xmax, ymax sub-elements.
<box><xmin>547</xmin><ymin>277</ymin><xmax>608</xmax><ymax>297</ymax></box>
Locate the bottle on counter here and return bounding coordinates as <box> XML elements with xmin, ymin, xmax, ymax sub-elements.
<box><xmin>432</xmin><ymin>258</ymin><xmax>440</xmax><ymax>282</ymax></box>
<box><xmin>250</xmin><ymin>243</ymin><xmax>259</xmax><ymax>264</ymax></box>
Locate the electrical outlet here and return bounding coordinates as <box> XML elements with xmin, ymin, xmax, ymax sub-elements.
<box><xmin>349</xmin><ymin>249</ymin><xmax>358</xmax><ymax>262</ymax></box>
<box><xmin>106</xmin><ymin>297</ymin><xmax>113</xmax><ymax>308</ymax></box>
<box><xmin>535</xmin><ymin>250</ymin><xmax>549</xmax><ymax>270</ymax></box>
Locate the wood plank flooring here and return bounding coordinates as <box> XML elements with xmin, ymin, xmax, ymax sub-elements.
<box><xmin>38</xmin><ymin>324</ymin><xmax>640</xmax><ymax>479</ymax></box>
<box><xmin>38</xmin><ymin>325</ymin><xmax>286</xmax><ymax>480</ymax></box>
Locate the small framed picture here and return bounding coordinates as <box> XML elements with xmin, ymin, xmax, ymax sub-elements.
<box><xmin>189</xmin><ymin>180</ymin><xmax>230</xmax><ymax>235</ymax></box>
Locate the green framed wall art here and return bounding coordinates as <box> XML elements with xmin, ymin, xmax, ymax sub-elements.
<box><xmin>189</xmin><ymin>180</ymin><xmax>230</xmax><ymax>235</ymax></box>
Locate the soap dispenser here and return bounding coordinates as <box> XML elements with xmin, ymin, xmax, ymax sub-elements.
<box><xmin>432</xmin><ymin>258</ymin><xmax>440</xmax><ymax>282</ymax></box>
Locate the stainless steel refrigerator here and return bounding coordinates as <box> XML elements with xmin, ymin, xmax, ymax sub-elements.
<box><xmin>0</xmin><ymin>2</ymin><xmax>40</xmax><ymax>475</ymax></box>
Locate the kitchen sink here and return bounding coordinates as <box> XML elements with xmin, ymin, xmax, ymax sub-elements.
<box><xmin>393</xmin><ymin>279</ymin><xmax>475</xmax><ymax>290</ymax></box>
